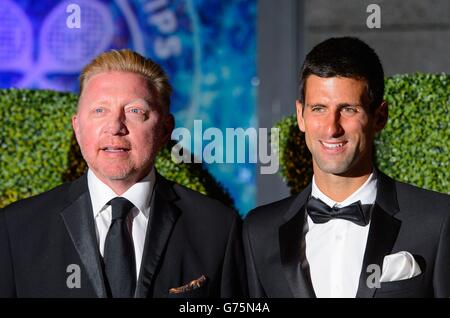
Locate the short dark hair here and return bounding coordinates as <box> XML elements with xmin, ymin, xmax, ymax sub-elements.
<box><xmin>298</xmin><ymin>37</ymin><xmax>384</xmax><ymax>111</ymax></box>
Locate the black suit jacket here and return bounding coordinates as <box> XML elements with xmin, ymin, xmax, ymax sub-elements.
<box><xmin>0</xmin><ymin>173</ymin><xmax>247</xmax><ymax>298</ymax></box>
<box><xmin>243</xmin><ymin>171</ymin><xmax>450</xmax><ymax>298</ymax></box>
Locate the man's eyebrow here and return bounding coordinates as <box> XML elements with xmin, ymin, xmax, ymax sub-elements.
<box><xmin>336</xmin><ymin>103</ymin><xmax>361</xmax><ymax>107</ymax></box>
<box><xmin>306</xmin><ymin>103</ymin><xmax>327</xmax><ymax>108</ymax></box>
<box><xmin>125</xmin><ymin>98</ymin><xmax>151</xmax><ymax>108</ymax></box>
<box><xmin>306</xmin><ymin>103</ymin><xmax>363</xmax><ymax>108</ymax></box>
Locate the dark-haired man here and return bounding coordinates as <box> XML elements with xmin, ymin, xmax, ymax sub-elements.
<box><xmin>244</xmin><ymin>37</ymin><xmax>450</xmax><ymax>298</ymax></box>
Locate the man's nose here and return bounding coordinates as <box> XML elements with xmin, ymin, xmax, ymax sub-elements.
<box><xmin>104</xmin><ymin>111</ymin><xmax>128</xmax><ymax>135</ymax></box>
<box><xmin>325</xmin><ymin>111</ymin><xmax>344</xmax><ymax>137</ymax></box>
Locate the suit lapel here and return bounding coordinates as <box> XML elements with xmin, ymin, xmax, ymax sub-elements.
<box><xmin>356</xmin><ymin>171</ymin><xmax>401</xmax><ymax>298</ymax></box>
<box><xmin>279</xmin><ymin>184</ymin><xmax>316</xmax><ymax>298</ymax></box>
<box><xmin>60</xmin><ymin>175</ymin><xmax>107</xmax><ymax>298</ymax></box>
<box><xmin>135</xmin><ymin>174</ymin><xmax>181</xmax><ymax>298</ymax></box>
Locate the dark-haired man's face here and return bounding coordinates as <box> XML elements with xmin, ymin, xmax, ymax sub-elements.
<box><xmin>296</xmin><ymin>75</ymin><xmax>387</xmax><ymax>178</ymax></box>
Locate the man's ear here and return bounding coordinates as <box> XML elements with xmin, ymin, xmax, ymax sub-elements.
<box><xmin>374</xmin><ymin>100</ymin><xmax>388</xmax><ymax>133</ymax></box>
<box><xmin>296</xmin><ymin>100</ymin><xmax>306</xmax><ymax>132</ymax></box>
<box><xmin>72</xmin><ymin>114</ymin><xmax>80</xmax><ymax>141</ymax></box>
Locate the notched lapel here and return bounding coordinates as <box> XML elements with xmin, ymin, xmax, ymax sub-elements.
<box><xmin>60</xmin><ymin>178</ymin><xmax>107</xmax><ymax>298</ymax></box>
<box><xmin>135</xmin><ymin>174</ymin><xmax>181</xmax><ymax>298</ymax></box>
<box><xmin>279</xmin><ymin>185</ymin><xmax>316</xmax><ymax>298</ymax></box>
<box><xmin>356</xmin><ymin>171</ymin><xmax>401</xmax><ymax>298</ymax></box>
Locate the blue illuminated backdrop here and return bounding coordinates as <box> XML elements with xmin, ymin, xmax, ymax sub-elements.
<box><xmin>0</xmin><ymin>0</ymin><xmax>257</xmax><ymax>214</ymax></box>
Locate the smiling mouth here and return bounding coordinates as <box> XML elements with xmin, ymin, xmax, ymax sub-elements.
<box><xmin>101</xmin><ymin>147</ymin><xmax>130</xmax><ymax>153</ymax></box>
<box><xmin>320</xmin><ymin>141</ymin><xmax>347</xmax><ymax>149</ymax></box>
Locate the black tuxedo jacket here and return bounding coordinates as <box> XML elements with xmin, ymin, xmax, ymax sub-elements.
<box><xmin>243</xmin><ymin>171</ymin><xmax>450</xmax><ymax>298</ymax></box>
<box><xmin>0</xmin><ymin>173</ymin><xmax>247</xmax><ymax>298</ymax></box>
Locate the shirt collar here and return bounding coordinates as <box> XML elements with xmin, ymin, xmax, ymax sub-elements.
<box><xmin>311</xmin><ymin>168</ymin><xmax>378</xmax><ymax>208</ymax></box>
<box><xmin>87</xmin><ymin>168</ymin><xmax>156</xmax><ymax>219</ymax></box>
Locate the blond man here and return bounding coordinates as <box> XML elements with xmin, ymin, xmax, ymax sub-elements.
<box><xmin>0</xmin><ymin>50</ymin><xmax>247</xmax><ymax>298</ymax></box>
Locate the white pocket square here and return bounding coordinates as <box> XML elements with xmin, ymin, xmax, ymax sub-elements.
<box><xmin>380</xmin><ymin>251</ymin><xmax>421</xmax><ymax>283</ymax></box>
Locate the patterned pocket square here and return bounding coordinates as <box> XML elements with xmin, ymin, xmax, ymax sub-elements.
<box><xmin>169</xmin><ymin>275</ymin><xmax>208</xmax><ymax>294</ymax></box>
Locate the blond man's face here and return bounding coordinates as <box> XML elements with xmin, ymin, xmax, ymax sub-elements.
<box><xmin>72</xmin><ymin>71</ymin><xmax>173</xmax><ymax>185</ymax></box>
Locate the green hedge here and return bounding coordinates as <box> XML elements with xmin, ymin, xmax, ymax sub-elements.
<box><xmin>0</xmin><ymin>89</ymin><xmax>234</xmax><ymax>209</ymax></box>
<box><xmin>274</xmin><ymin>115</ymin><xmax>312</xmax><ymax>193</ymax></box>
<box><xmin>274</xmin><ymin>73</ymin><xmax>449</xmax><ymax>194</ymax></box>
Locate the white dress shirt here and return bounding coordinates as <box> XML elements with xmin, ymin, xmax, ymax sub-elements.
<box><xmin>87</xmin><ymin>168</ymin><xmax>155</xmax><ymax>278</ymax></box>
<box><xmin>305</xmin><ymin>170</ymin><xmax>377</xmax><ymax>298</ymax></box>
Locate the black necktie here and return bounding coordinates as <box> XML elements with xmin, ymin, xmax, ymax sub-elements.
<box><xmin>103</xmin><ymin>197</ymin><xmax>136</xmax><ymax>298</ymax></box>
<box><xmin>306</xmin><ymin>197</ymin><xmax>369</xmax><ymax>226</ymax></box>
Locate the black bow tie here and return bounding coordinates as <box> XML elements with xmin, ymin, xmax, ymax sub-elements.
<box><xmin>306</xmin><ymin>197</ymin><xmax>370</xmax><ymax>226</ymax></box>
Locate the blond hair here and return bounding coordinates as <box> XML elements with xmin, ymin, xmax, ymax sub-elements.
<box><xmin>79</xmin><ymin>49</ymin><xmax>172</xmax><ymax>112</ymax></box>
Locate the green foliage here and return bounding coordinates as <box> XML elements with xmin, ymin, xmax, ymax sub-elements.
<box><xmin>0</xmin><ymin>89</ymin><xmax>234</xmax><ymax>209</ymax></box>
<box><xmin>375</xmin><ymin>73</ymin><xmax>449</xmax><ymax>193</ymax></box>
<box><xmin>275</xmin><ymin>73</ymin><xmax>449</xmax><ymax>194</ymax></box>
<box><xmin>0</xmin><ymin>89</ymin><xmax>77</xmax><ymax>207</ymax></box>
<box><xmin>273</xmin><ymin>115</ymin><xmax>312</xmax><ymax>194</ymax></box>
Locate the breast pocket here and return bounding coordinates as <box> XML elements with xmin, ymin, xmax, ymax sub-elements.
<box><xmin>375</xmin><ymin>273</ymin><xmax>427</xmax><ymax>298</ymax></box>
<box><xmin>167</xmin><ymin>275</ymin><xmax>210</xmax><ymax>298</ymax></box>
<box><xmin>167</xmin><ymin>284</ymin><xmax>209</xmax><ymax>298</ymax></box>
